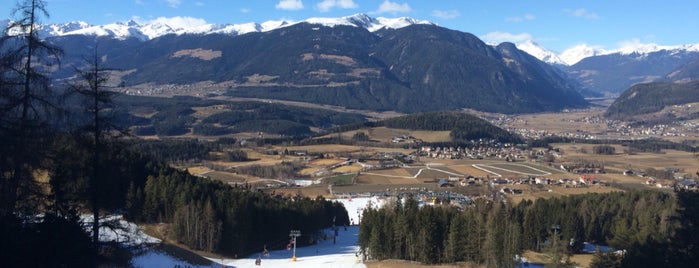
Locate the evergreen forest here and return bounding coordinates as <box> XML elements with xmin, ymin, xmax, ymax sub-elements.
<box><xmin>358</xmin><ymin>190</ymin><xmax>699</xmax><ymax>268</ymax></box>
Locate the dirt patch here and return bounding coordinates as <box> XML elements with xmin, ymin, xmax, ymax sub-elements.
<box><xmin>522</xmin><ymin>250</ymin><xmax>594</xmax><ymax>268</ymax></box>
<box><xmin>172</xmin><ymin>48</ymin><xmax>222</xmax><ymax>60</ymax></box>
<box><xmin>186</xmin><ymin>166</ymin><xmax>210</xmax><ymax>175</ymax></box>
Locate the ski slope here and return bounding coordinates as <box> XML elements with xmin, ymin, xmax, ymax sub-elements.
<box><xmin>210</xmin><ymin>196</ymin><xmax>386</xmax><ymax>268</ymax></box>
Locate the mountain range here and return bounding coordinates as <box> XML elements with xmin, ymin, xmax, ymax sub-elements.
<box><xmin>4</xmin><ymin>13</ymin><xmax>698</xmax><ymax>114</ymax></box>
<box><xmin>2</xmin><ymin>13</ymin><xmax>432</xmax><ymax>41</ymax></box>
<box><xmin>6</xmin><ymin>13</ymin><xmax>699</xmax><ymax>68</ymax></box>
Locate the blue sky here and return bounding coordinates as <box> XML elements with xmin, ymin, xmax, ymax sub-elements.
<box><xmin>2</xmin><ymin>0</ymin><xmax>698</xmax><ymax>53</ymax></box>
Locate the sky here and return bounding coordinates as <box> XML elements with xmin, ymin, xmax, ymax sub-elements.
<box><xmin>2</xmin><ymin>0</ymin><xmax>698</xmax><ymax>53</ymax></box>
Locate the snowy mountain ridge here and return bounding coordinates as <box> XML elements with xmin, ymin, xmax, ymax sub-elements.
<box><xmin>4</xmin><ymin>14</ymin><xmax>699</xmax><ymax>67</ymax></box>
<box><xmin>517</xmin><ymin>40</ymin><xmax>699</xmax><ymax>65</ymax></box>
<box><xmin>1</xmin><ymin>13</ymin><xmax>432</xmax><ymax>41</ymax></box>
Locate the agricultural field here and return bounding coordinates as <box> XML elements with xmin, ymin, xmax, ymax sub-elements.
<box><xmin>554</xmin><ymin>143</ymin><xmax>699</xmax><ymax>175</ymax></box>
<box><xmin>319</xmin><ymin>127</ymin><xmax>451</xmax><ymax>143</ymax></box>
<box><xmin>472</xmin><ymin>162</ymin><xmax>553</xmax><ymax>176</ymax></box>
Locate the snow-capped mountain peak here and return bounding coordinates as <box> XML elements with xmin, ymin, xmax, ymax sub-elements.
<box><xmin>559</xmin><ymin>44</ymin><xmax>608</xmax><ymax>65</ymax></box>
<box><xmin>515</xmin><ymin>40</ymin><xmax>567</xmax><ymax>65</ymax></box>
<box><xmin>3</xmin><ymin>13</ymin><xmax>432</xmax><ymax>41</ymax></box>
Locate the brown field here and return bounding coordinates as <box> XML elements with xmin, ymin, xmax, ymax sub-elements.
<box><xmin>283</xmin><ymin>144</ymin><xmax>363</xmax><ymax>153</ymax></box>
<box><xmin>356</xmin><ymin>174</ymin><xmax>393</xmax><ymax>184</ymax></box>
<box><xmin>554</xmin><ymin>144</ymin><xmax>699</xmax><ymax>175</ymax></box>
<box><xmin>186</xmin><ymin>166</ymin><xmax>210</xmax><ymax>175</ymax></box>
<box><xmin>474</xmin><ymin>163</ymin><xmax>552</xmax><ymax>176</ymax></box>
<box><xmin>320</xmin><ymin>127</ymin><xmax>452</xmax><ymax>143</ymax></box>
<box><xmin>202</xmin><ymin>171</ymin><xmax>248</xmax><ymax>184</ymax></box>
<box><xmin>447</xmin><ymin>165</ymin><xmax>492</xmax><ymax>177</ymax></box>
<box><xmin>299</xmin><ymin>167</ymin><xmax>321</xmax><ymax>175</ymax></box>
<box><xmin>308</xmin><ymin>158</ymin><xmax>346</xmax><ymax>166</ymax></box>
<box><xmin>507</xmin><ymin>108</ymin><xmax>608</xmax><ymax>135</ymax></box>
<box><xmin>523</xmin><ymin>250</ymin><xmax>594</xmax><ymax>268</ymax></box>
<box><xmin>333</xmin><ymin>163</ymin><xmax>363</xmax><ymax>173</ymax></box>
<box><xmin>365</xmin><ymin>168</ymin><xmax>413</xmax><ymax>178</ymax></box>
<box><xmin>506</xmin><ymin>184</ymin><xmax>622</xmax><ymax>204</ymax></box>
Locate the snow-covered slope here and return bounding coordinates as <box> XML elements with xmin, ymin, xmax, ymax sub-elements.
<box><xmin>515</xmin><ymin>40</ymin><xmax>567</xmax><ymax>65</ymax></box>
<box><xmin>518</xmin><ymin>40</ymin><xmax>699</xmax><ymax>66</ymax></box>
<box><xmin>7</xmin><ymin>13</ymin><xmax>432</xmax><ymax>41</ymax></box>
<box><xmin>559</xmin><ymin>44</ymin><xmax>608</xmax><ymax>65</ymax></box>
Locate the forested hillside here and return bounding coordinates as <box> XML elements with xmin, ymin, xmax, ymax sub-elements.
<box><xmin>14</xmin><ymin>136</ymin><xmax>349</xmax><ymax>265</ymax></box>
<box><xmin>329</xmin><ymin>111</ymin><xmax>521</xmax><ymax>144</ymax></box>
<box><xmin>359</xmin><ymin>190</ymin><xmax>699</xmax><ymax>267</ymax></box>
<box><xmin>605</xmin><ymin>80</ymin><xmax>699</xmax><ymax>120</ymax></box>
<box><xmin>104</xmin><ymin>94</ymin><xmax>368</xmax><ymax>137</ymax></box>
<box><xmin>46</xmin><ymin>23</ymin><xmax>588</xmax><ymax>114</ymax></box>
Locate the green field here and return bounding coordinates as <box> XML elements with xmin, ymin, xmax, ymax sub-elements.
<box><xmin>325</xmin><ymin>174</ymin><xmax>355</xmax><ymax>185</ymax></box>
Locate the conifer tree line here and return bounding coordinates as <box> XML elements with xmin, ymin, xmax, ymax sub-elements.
<box><xmin>359</xmin><ymin>190</ymin><xmax>699</xmax><ymax>267</ymax></box>
<box><xmin>130</xmin><ymin>166</ymin><xmax>350</xmax><ymax>255</ymax></box>
<box><xmin>0</xmin><ymin>0</ymin><xmax>349</xmax><ymax>265</ymax></box>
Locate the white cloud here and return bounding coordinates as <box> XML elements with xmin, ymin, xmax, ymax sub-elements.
<box><xmin>195</xmin><ymin>2</ymin><xmax>204</xmax><ymax>6</ymax></box>
<box><xmin>240</xmin><ymin>8</ymin><xmax>251</xmax><ymax>13</ymax></box>
<box><xmin>432</xmin><ymin>9</ymin><xmax>460</xmax><ymax>19</ymax></box>
<box><xmin>566</xmin><ymin>8</ymin><xmax>599</xmax><ymax>19</ymax></box>
<box><xmin>165</xmin><ymin>0</ymin><xmax>181</xmax><ymax>8</ymax></box>
<box><xmin>149</xmin><ymin>16</ymin><xmax>208</xmax><ymax>29</ymax></box>
<box><xmin>506</xmin><ymin>13</ymin><xmax>535</xmax><ymax>22</ymax></box>
<box><xmin>316</xmin><ymin>0</ymin><xmax>358</xmax><ymax>12</ymax></box>
<box><xmin>376</xmin><ymin>0</ymin><xmax>411</xmax><ymax>14</ymax></box>
<box><xmin>276</xmin><ymin>0</ymin><xmax>304</xmax><ymax>10</ymax></box>
<box><xmin>480</xmin><ymin>31</ymin><xmax>533</xmax><ymax>45</ymax></box>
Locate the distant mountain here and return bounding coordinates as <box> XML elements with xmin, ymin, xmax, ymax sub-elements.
<box><xmin>605</xmin><ymin>80</ymin><xmax>699</xmax><ymax>120</ymax></box>
<box><xmin>567</xmin><ymin>49</ymin><xmax>699</xmax><ymax>94</ymax></box>
<box><xmin>7</xmin><ymin>14</ymin><xmax>588</xmax><ymax>114</ymax></box>
<box><xmin>513</xmin><ymin>40</ymin><xmax>699</xmax><ymax>95</ymax></box>
<box><xmin>220</xmin><ymin>23</ymin><xmax>587</xmax><ymax>113</ymax></box>
<box><xmin>665</xmin><ymin>57</ymin><xmax>699</xmax><ymax>83</ymax></box>
<box><xmin>4</xmin><ymin>13</ymin><xmax>432</xmax><ymax>41</ymax></box>
<box><xmin>515</xmin><ymin>40</ymin><xmax>567</xmax><ymax>66</ymax></box>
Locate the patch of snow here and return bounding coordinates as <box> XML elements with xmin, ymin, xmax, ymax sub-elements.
<box><xmin>208</xmin><ymin>197</ymin><xmax>386</xmax><ymax>268</ymax></box>
<box><xmin>80</xmin><ymin>214</ymin><xmax>160</xmax><ymax>246</ymax></box>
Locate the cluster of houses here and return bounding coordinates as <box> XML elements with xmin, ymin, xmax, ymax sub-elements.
<box><xmin>419</xmin><ymin>145</ymin><xmax>526</xmax><ymax>160</ymax></box>
<box><xmin>390</xmin><ymin>135</ymin><xmax>423</xmax><ymax>144</ymax></box>
<box><xmin>625</xmin><ymin>169</ymin><xmax>699</xmax><ymax>190</ymax></box>
<box><xmin>559</xmin><ymin>163</ymin><xmax>605</xmax><ymax>174</ymax></box>
<box><xmin>436</xmin><ymin>174</ymin><xmax>602</xmax><ymax>189</ymax></box>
